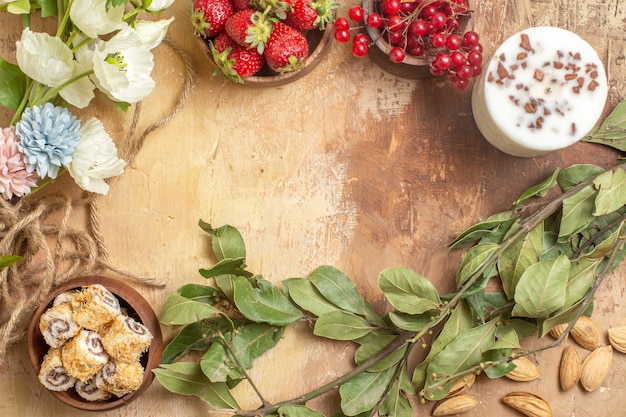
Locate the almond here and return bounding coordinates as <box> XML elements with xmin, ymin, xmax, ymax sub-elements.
<box><xmin>608</xmin><ymin>325</ymin><xmax>626</xmax><ymax>353</ymax></box>
<box><xmin>570</xmin><ymin>316</ymin><xmax>601</xmax><ymax>350</ymax></box>
<box><xmin>548</xmin><ymin>323</ymin><xmax>568</xmax><ymax>340</ymax></box>
<box><xmin>502</xmin><ymin>391</ymin><xmax>552</xmax><ymax>417</ymax></box>
<box><xmin>505</xmin><ymin>357</ymin><xmax>542</xmax><ymax>382</ymax></box>
<box><xmin>447</xmin><ymin>374</ymin><xmax>476</xmax><ymax>397</ymax></box>
<box><xmin>559</xmin><ymin>345</ymin><xmax>581</xmax><ymax>391</ymax></box>
<box><xmin>432</xmin><ymin>394</ymin><xmax>478</xmax><ymax>416</ymax></box>
<box><xmin>580</xmin><ymin>345</ymin><xmax>613</xmax><ymax>392</ymax></box>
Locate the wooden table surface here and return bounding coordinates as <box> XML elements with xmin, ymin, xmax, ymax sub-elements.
<box><xmin>2</xmin><ymin>0</ymin><xmax>626</xmax><ymax>416</ymax></box>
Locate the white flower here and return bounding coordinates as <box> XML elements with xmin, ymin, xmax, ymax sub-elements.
<box><xmin>146</xmin><ymin>0</ymin><xmax>176</xmax><ymax>12</ymax></box>
<box><xmin>15</xmin><ymin>29</ymin><xmax>95</xmax><ymax>108</ymax></box>
<box><xmin>91</xmin><ymin>26</ymin><xmax>156</xmax><ymax>103</ymax></box>
<box><xmin>65</xmin><ymin>117</ymin><xmax>126</xmax><ymax>195</ymax></box>
<box><xmin>134</xmin><ymin>18</ymin><xmax>175</xmax><ymax>49</ymax></box>
<box><xmin>69</xmin><ymin>0</ymin><xmax>127</xmax><ymax>39</ymax></box>
<box><xmin>16</xmin><ymin>29</ymin><xmax>73</xmax><ymax>88</ymax></box>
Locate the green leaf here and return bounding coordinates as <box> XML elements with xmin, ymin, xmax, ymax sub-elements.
<box><xmin>559</xmin><ymin>185</ymin><xmax>598</xmax><ymax>241</ymax></box>
<box><xmin>412</xmin><ymin>302</ymin><xmax>473</xmax><ymax>390</ymax></box>
<box><xmin>513</xmin><ymin>168</ymin><xmax>560</xmax><ymax>206</ymax></box>
<box><xmin>378</xmin><ymin>374</ymin><xmax>413</xmax><ymax>417</ymax></box>
<box><xmin>512</xmin><ymin>255</ymin><xmax>570</xmax><ymax>318</ymax></box>
<box><xmin>160</xmin><ymin>293</ymin><xmax>224</xmax><ymax>325</ymax></box>
<box><xmin>386</xmin><ymin>311</ymin><xmax>433</xmax><ymax>332</ymax></box>
<box><xmin>456</xmin><ymin>242</ymin><xmax>500</xmax><ymax>286</ymax></box>
<box><xmin>200</xmin><ymin>337</ymin><xmax>243</xmax><ymax>382</ymax></box>
<box><xmin>177</xmin><ymin>284</ymin><xmax>220</xmax><ymax>304</ymax></box>
<box><xmin>564</xmin><ymin>258</ymin><xmax>598</xmax><ymax>307</ymax></box>
<box><xmin>199</xmin><ymin>257</ymin><xmax>252</xmax><ymax>279</ymax></box>
<box><xmin>422</xmin><ymin>319</ymin><xmax>498</xmax><ymax>401</ymax></box>
<box><xmin>482</xmin><ymin>348</ymin><xmax>516</xmax><ymax>378</ymax></box>
<box><xmin>557</xmin><ymin>164</ymin><xmax>605</xmax><ymax>191</ymax></box>
<box><xmin>339</xmin><ymin>367</ymin><xmax>396</xmax><ymax>416</ymax></box>
<box><xmin>448</xmin><ymin>211</ymin><xmax>515</xmax><ymax>249</ymax></box>
<box><xmin>0</xmin><ymin>58</ymin><xmax>26</xmax><ymax>110</ymax></box>
<box><xmin>308</xmin><ymin>266</ymin><xmax>380</xmax><ymax>322</ymax></box>
<box><xmin>498</xmin><ymin>222</ymin><xmax>543</xmax><ymax>299</ymax></box>
<box><xmin>378</xmin><ymin>267</ymin><xmax>441</xmax><ymax>315</ymax></box>
<box><xmin>282</xmin><ymin>277</ymin><xmax>340</xmax><ymax>317</ymax></box>
<box><xmin>199</xmin><ymin>221</ymin><xmax>247</xmax><ymax>260</ymax></box>
<box><xmin>201</xmin><ymin>324</ymin><xmax>283</xmax><ymax>382</ymax></box>
<box><xmin>583</xmin><ymin>99</ymin><xmax>626</xmax><ymax>151</ymax></box>
<box><xmin>0</xmin><ymin>255</ymin><xmax>22</xmax><ymax>268</ymax></box>
<box><xmin>278</xmin><ymin>405</ymin><xmax>326</xmax><ymax>417</ymax></box>
<box><xmin>152</xmin><ymin>363</ymin><xmax>240</xmax><ymax>408</ymax></box>
<box><xmin>232</xmin><ymin>276</ymin><xmax>303</xmax><ymax>325</ymax></box>
<box><xmin>313</xmin><ymin>311</ymin><xmax>373</xmax><ymax>341</ymax></box>
<box><xmin>538</xmin><ymin>297</ymin><xmax>590</xmax><ymax>337</ymax></box>
<box><xmin>354</xmin><ymin>334</ymin><xmax>409</xmax><ymax>372</ymax></box>
<box><xmin>593</xmin><ymin>168</ymin><xmax>626</xmax><ymax>216</ymax></box>
<box><xmin>161</xmin><ymin>321</ymin><xmax>215</xmax><ymax>364</ymax></box>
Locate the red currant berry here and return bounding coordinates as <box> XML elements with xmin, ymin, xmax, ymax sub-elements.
<box><xmin>430</xmin><ymin>12</ymin><xmax>447</xmax><ymax>30</ymax></box>
<box><xmin>429</xmin><ymin>63</ymin><xmax>446</xmax><ymax>76</ymax></box>
<box><xmin>434</xmin><ymin>52</ymin><xmax>452</xmax><ymax>69</ymax></box>
<box><xmin>366</xmin><ymin>12</ymin><xmax>383</xmax><ymax>28</ymax></box>
<box><xmin>334</xmin><ymin>17</ymin><xmax>350</xmax><ymax>31</ymax></box>
<box><xmin>446</xmin><ymin>17</ymin><xmax>460</xmax><ymax>32</ymax></box>
<box><xmin>352</xmin><ymin>33</ymin><xmax>369</xmax><ymax>44</ymax></box>
<box><xmin>387</xmin><ymin>31</ymin><xmax>405</xmax><ymax>46</ymax></box>
<box><xmin>450</xmin><ymin>51</ymin><xmax>466</xmax><ymax>68</ymax></box>
<box><xmin>468</xmin><ymin>43</ymin><xmax>483</xmax><ymax>53</ymax></box>
<box><xmin>409</xmin><ymin>19</ymin><xmax>430</xmax><ymax>36</ymax></box>
<box><xmin>454</xmin><ymin>78</ymin><xmax>470</xmax><ymax>90</ymax></box>
<box><xmin>352</xmin><ymin>42</ymin><xmax>369</xmax><ymax>57</ymax></box>
<box><xmin>348</xmin><ymin>6</ymin><xmax>365</xmax><ymax>22</ymax></box>
<box><xmin>333</xmin><ymin>29</ymin><xmax>351</xmax><ymax>43</ymax></box>
<box><xmin>387</xmin><ymin>14</ymin><xmax>405</xmax><ymax>32</ymax></box>
<box><xmin>445</xmin><ymin>34</ymin><xmax>462</xmax><ymax>51</ymax></box>
<box><xmin>467</xmin><ymin>50</ymin><xmax>483</xmax><ymax>66</ymax></box>
<box><xmin>406</xmin><ymin>35</ymin><xmax>424</xmax><ymax>56</ymax></box>
<box><xmin>381</xmin><ymin>0</ymin><xmax>401</xmax><ymax>15</ymax></box>
<box><xmin>399</xmin><ymin>1</ymin><xmax>416</xmax><ymax>13</ymax></box>
<box><xmin>388</xmin><ymin>47</ymin><xmax>406</xmax><ymax>63</ymax></box>
<box><xmin>420</xmin><ymin>4</ymin><xmax>438</xmax><ymax>18</ymax></box>
<box><xmin>472</xmin><ymin>65</ymin><xmax>482</xmax><ymax>77</ymax></box>
<box><xmin>431</xmin><ymin>32</ymin><xmax>446</xmax><ymax>48</ymax></box>
<box><xmin>462</xmin><ymin>31</ymin><xmax>480</xmax><ymax>47</ymax></box>
<box><xmin>457</xmin><ymin>64</ymin><xmax>474</xmax><ymax>80</ymax></box>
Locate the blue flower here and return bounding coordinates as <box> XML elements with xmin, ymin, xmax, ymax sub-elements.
<box><xmin>16</xmin><ymin>103</ymin><xmax>81</xmax><ymax>179</ymax></box>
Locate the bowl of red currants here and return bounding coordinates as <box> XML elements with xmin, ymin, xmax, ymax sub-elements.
<box><xmin>334</xmin><ymin>0</ymin><xmax>482</xmax><ymax>89</ymax></box>
<box><xmin>192</xmin><ymin>0</ymin><xmax>336</xmax><ymax>87</ymax></box>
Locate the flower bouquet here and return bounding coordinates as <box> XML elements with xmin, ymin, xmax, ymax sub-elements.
<box><xmin>0</xmin><ymin>0</ymin><xmax>175</xmax><ymax>202</ymax></box>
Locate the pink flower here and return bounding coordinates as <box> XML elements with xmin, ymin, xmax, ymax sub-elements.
<box><xmin>0</xmin><ymin>126</ymin><xmax>38</xmax><ymax>200</ymax></box>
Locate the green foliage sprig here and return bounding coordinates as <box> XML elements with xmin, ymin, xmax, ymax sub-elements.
<box><xmin>153</xmin><ymin>104</ymin><xmax>626</xmax><ymax>417</ymax></box>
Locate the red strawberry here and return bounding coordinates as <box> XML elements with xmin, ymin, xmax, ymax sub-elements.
<box><xmin>284</xmin><ymin>0</ymin><xmax>338</xmax><ymax>31</ymax></box>
<box><xmin>191</xmin><ymin>0</ymin><xmax>236</xmax><ymax>38</ymax></box>
<box><xmin>252</xmin><ymin>0</ymin><xmax>290</xmax><ymax>20</ymax></box>
<box><xmin>232</xmin><ymin>0</ymin><xmax>252</xmax><ymax>10</ymax></box>
<box><xmin>225</xmin><ymin>9</ymin><xmax>273</xmax><ymax>54</ymax></box>
<box><xmin>210</xmin><ymin>32</ymin><xmax>265</xmax><ymax>82</ymax></box>
<box><xmin>264</xmin><ymin>22</ymin><xmax>309</xmax><ymax>73</ymax></box>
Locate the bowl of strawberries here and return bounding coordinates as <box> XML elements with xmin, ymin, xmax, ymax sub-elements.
<box><xmin>192</xmin><ymin>0</ymin><xmax>336</xmax><ymax>86</ymax></box>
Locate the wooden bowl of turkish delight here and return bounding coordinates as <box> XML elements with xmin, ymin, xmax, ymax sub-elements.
<box><xmin>27</xmin><ymin>276</ymin><xmax>163</xmax><ymax>411</ymax></box>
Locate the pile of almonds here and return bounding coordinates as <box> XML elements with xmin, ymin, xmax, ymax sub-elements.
<box><xmin>430</xmin><ymin>316</ymin><xmax>626</xmax><ymax>417</ymax></box>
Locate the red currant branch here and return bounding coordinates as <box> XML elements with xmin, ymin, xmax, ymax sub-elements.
<box><xmin>334</xmin><ymin>0</ymin><xmax>483</xmax><ymax>90</ymax></box>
